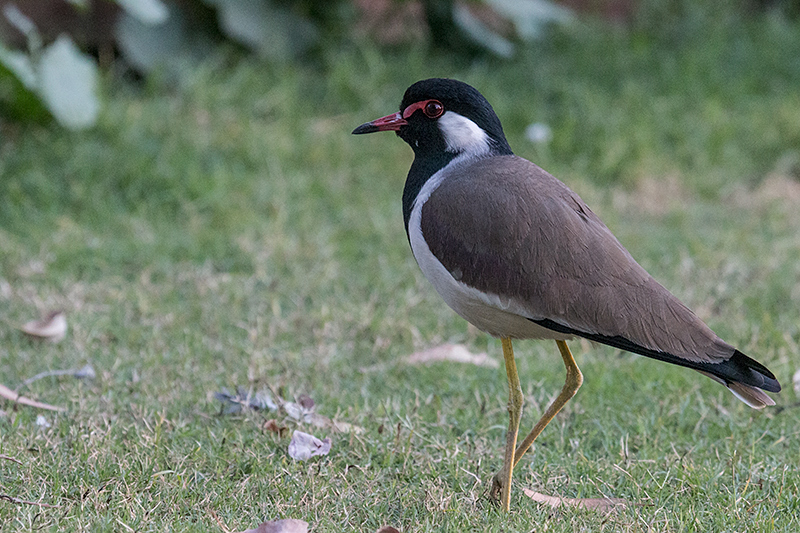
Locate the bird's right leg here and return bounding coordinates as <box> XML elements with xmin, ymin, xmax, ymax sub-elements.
<box><xmin>489</xmin><ymin>337</ymin><xmax>524</xmax><ymax>511</ymax></box>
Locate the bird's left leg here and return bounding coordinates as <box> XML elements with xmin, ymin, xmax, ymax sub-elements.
<box><xmin>512</xmin><ymin>340</ymin><xmax>583</xmax><ymax>468</ymax></box>
<box><xmin>489</xmin><ymin>337</ymin><xmax>524</xmax><ymax>511</ymax></box>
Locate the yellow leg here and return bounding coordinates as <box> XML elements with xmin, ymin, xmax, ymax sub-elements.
<box><xmin>513</xmin><ymin>340</ymin><xmax>583</xmax><ymax>467</ymax></box>
<box><xmin>490</xmin><ymin>337</ymin><xmax>524</xmax><ymax>512</ymax></box>
<box><xmin>490</xmin><ymin>339</ymin><xmax>583</xmax><ymax>510</ymax></box>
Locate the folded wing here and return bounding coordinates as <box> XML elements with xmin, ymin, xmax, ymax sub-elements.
<box><xmin>421</xmin><ymin>155</ymin><xmax>780</xmax><ymax>406</ymax></box>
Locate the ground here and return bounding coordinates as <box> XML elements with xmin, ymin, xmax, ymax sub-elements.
<box><xmin>1</xmin><ymin>14</ymin><xmax>800</xmax><ymax>532</ymax></box>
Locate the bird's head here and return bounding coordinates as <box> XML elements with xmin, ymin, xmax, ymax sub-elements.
<box><xmin>352</xmin><ymin>78</ymin><xmax>512</xmax><ymax>158</ymax></box>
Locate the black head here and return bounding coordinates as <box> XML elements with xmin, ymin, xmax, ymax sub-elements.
<box><xmin>353</xmin><ymin>78</ymin><xmax>513</xmax><ymax>158</ymax></box>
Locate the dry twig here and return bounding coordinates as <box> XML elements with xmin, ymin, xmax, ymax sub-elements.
<box><xmin>0</xmin><ymin>494</ymin><xmax>61</xmax><ymax>508</ymax></box>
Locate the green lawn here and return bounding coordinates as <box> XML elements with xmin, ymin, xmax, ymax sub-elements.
<box><xmin>1</xmin><ymin>11</ymin><xmax>800</xmax><ymax>532</ymax></box>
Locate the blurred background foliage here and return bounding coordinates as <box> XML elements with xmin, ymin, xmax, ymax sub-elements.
<box><xmin>0</xmin><ymin>0</ymin><xmax>570</xmax><ymax>129</ymax></box>
<box><xmin>1</xmin><ymin>0</ymin><xmax>799</xmax><ymax>250</ymax></box>
<box><xmin>1</xmin><ymin>0</ymin><xmax>797</xmax><ymax>130</ymax></box>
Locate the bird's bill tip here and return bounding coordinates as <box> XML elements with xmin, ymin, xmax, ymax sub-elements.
<box><xmin>352</xmin><ymin>112</ymin><xmax>407</xmax><ymax>135</ymax></box>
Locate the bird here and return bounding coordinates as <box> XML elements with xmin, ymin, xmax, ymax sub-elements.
<box><xmin>352</xmin><ymin>78</ymin><xmax>781</xmax><ymax>511</ymax></box>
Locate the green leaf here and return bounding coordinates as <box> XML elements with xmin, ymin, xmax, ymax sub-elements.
<box><xmin>2</xmin><ymin>4</ymin><xmax>36</xmax><ymax>38</ymax></box>
<box><xmin>214</xmin><ymin>0</ymin><xmax>318</xmax><ymax>62</ymax></box>
<box><xmin>486</xmin><ymin>0</ymin><xmax>573</xmax><ymax>41</ymax></box>
<box><xmin>37</xmin><ymin>35</ymin><xmax>100</xmax><ymax>130</ymax></box>
<box><xmin>0</xmin><ymin>44</ymin><xmax>36</xmax><ymax>89</ymax></box>
<box><xmin>116</xmin><ymin>7</ymin><xmax>185</xmax><ymax>73</ymax></box>
<box><xmin>453</xmin><ymin>3</ymin><xmax>514</xmax><ymax>58</ymax></box>
<box><xmin>0</xmin><ymin>60</ymin><xmax>49</xmax><ymax>123</ymax></box>
<box><xmin>115</xmin><ymin>0</ymin><xmax>169</xmax><ymax>25</ymax></box>
<box><xmin>2</xmin><ymin>3</ymin><xmax>42</xmax><ymax>52</ymax></box>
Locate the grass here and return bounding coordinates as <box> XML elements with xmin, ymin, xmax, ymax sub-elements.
<box><xmin>1</xmin><ymin>7</ymin><xmax>800</xmax><ymax>532</ymax></box>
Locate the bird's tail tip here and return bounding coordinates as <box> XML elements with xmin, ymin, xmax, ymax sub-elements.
<box><xmin>697</xmin><ymin>370</ymin><xmax>778</xmax><ymax>409</ymax></box>
<box><xmin>726</xmin><ymin>381</ymin><xmax>776</xmax><ymax>409</ymax></box>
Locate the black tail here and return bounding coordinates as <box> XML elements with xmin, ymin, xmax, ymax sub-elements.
<box><xmin>533</xmin><ymin>318</ymin><xmax>781</xmax><ymax>393</ymax></box>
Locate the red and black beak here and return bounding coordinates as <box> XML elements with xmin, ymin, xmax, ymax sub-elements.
<box><xmin>352</xmin><ymin>112</ymin><xmax>408</xmax><ymax>135</ymax></box>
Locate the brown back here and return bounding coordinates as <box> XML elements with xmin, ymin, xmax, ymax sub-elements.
<box><xmin>421</xmin><ymin>155</ymin><xmax>734</xmax><ymax>364</ymax></box>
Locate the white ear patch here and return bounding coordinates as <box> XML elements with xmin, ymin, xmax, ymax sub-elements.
<box><xmin>438</xmin><ymin>111</ymin><xmax>491</xmax><ymax>156</ymax></box>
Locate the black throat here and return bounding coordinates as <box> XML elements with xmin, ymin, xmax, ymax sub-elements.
<box><xmin>401</xmin><ymin>151</ymin><xmax>457</xmax><ymax>239</ymax></box>
<box><xmin>400</xmin><ymin>142</ymin><xmax>514</xmax><ymax>240</ymax></box>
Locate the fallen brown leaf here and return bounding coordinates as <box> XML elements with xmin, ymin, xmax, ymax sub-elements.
<box><xmin>237</xmin><ymin>518</ymin><xmax>309</xmax><ymax>533</ymax></box>
<box><xmin>0</xmin><ymin>383</ymin><xmax>65</xmax><ymax>412</ymax></box>
<box><xmin>264</xmin><ymin>419</ymin><xmax>288</xmax><ymax>437</ymax></box>
<box><xmin>376</xmin><ymin>527</ymin><xmax>401</xmax><ymax>533</ymax></box>
<box><xmin>297</xmin><ymin>394</ymin><xmax>314</xmax><ymax>410</ymax></box>
<box><xmin>19</xmin><ymin>311</ymin><xmax>67</xmax><ymax>342</ymax></box>
<box><xmin>523</xmin><ymin>488</ymin><xmax>628</xmax><ymax>512</ymax></box>
<box><xmin>283</xmin><ymin>401</ymin><xmax>365</xmax><ymax>434</ymax></box>
<box><xmin>404</xmin><ymin>343</ymin><xmax>498</xmax><ymax>368</ymax></box>
<box><xmin>287</xmin><ymin>430</ymin><xmax>331</xmax><ymax>461</ymax></box>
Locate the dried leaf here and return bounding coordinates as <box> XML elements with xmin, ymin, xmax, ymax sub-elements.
<box><xmin>237</xmin><ymin>518</ymin><xmax>309</xmax><ymax>533</ymax></box>
<box><xmin>404</xmin><ymin>343</ymin><xmax>498</xmax><ymax>368</ymax></box>
<box><xmin>20</xmin><ymin>311</ymin><xmax>67</xmax><ymax>342</ymax></box>
<box><xmin>523</xmin><ymin>488</ymin><xmax>628</xmax><ymax>512</ymax></box>
<box><xmin>287</xmin><ymin>430</ymin><xmax>331</xmax><ymax>461</ymax></box>
<box><xmin>376</xmin><ymin>527</ymin><xmax>402</xmax><ymax>533</ymax></box>
<box><xmin>297</xmin><ymin>393</ymin><xmax>315</xmax><ymax>410</ymax></box>
<box><xmin>0</xmin><ymin>383</ymin><xmax>65</xmax><ymax>412</ymax></box>
<box><xmin>283</xmin><ymin>401</ymin><xmax>306</xmax><ymax>421</ymax></box>
<box><xmin>216</xmin><ymin>387</ymin><xmax>364</xmax><ymax>433</ymax></box>
<box><xmin>264</xmin><ymin>419</ymin><xmax>288</xmax><ymax>437</ymax></box>
<box><xmin>215</xmin><ymin>387</ymin><xmax>277</xmax><ymax>413</ymax></box>
<box><xmin>284</xmin><ymin>402</ymin><xmax>364</xmax><ymax>434</ymax></box>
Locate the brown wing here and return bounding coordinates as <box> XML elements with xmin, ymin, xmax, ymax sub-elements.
<box><xmin>421</xmin><ymin>155</ymin><xmax>733</xmax><ymax>362</ymax></box>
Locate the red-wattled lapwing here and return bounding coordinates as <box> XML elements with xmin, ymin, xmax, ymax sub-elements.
<box><xmin>352</xmin><ymin>78</ymin><xmax>781</xmax><ymax>511</ymax></box>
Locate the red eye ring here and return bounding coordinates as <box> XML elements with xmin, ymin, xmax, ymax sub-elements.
<box><xmin>423</xmin><ymin>100</ymin><xmax>444</xmax><ymax>118</ymax></box>
<box><xmin>402</xmin><ymin>99</ymin><xmax>445</xmax><ymax>120</ymax></box>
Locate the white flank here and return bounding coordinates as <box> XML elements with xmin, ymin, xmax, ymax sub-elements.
<box><xmin>408</xmin><ymin>159</ymin><xmax>570</xmax><ymax>340</ymax></box>
<box><xmin>438</xmin><ymin>111</ymin><xmax>492</xmax><ymax>156</ymax></box>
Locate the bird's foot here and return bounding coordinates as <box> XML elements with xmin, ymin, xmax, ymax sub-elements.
<box><xmin>489</xmin><ymin>471</ymin><xmax>506</xmax><ymax>506</ymax></box>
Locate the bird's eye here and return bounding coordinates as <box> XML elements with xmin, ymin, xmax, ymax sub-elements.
<box><xmin>423</xmin><ymin>100</ymin><xmax>444</xmax><ymax>119</ymax></box>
